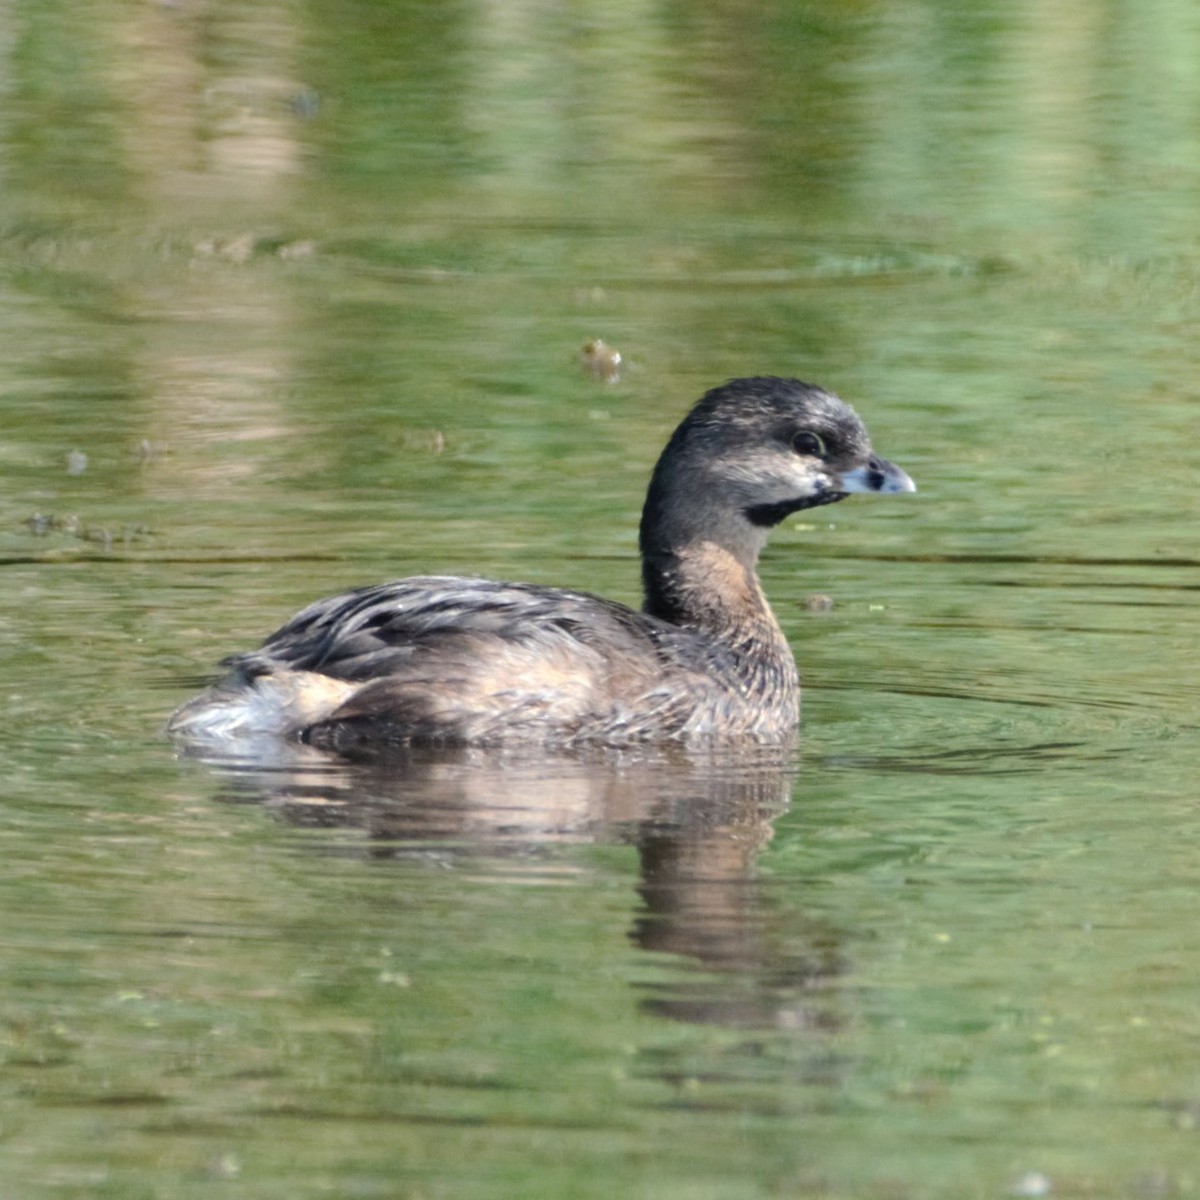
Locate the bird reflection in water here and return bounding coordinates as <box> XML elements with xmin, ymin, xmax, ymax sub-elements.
<box><xmin>185</xmin><ymin>736</ymin><xmax>849</xmax><ymax>1052</ymax></box>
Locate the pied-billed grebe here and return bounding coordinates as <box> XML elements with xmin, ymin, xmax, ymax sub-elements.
<box><xmin>169</xmin><ymin>376</ymin><xmax>915</xmax><ymax>749</ymax></box>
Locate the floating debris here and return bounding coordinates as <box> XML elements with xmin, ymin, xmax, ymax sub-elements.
<box><xmin>66</xmin><ymin>450</ymin><xmax>88</xmax><ymax>475</ymax></box>
<box><xmin>398</xmin><ymin>429</ymin><xmax>445</xmax><ymax>455</ymax></box>
<box><xmin>290</xmin><ymin>88</ymin><xmax>320</xmax><ymax>120</ymax></box>
<box><xmin>804</xmin><ymin>593</ymin><xmax>834</xmax><ymax>612</ymax></box>
<box><xmin>580</xmin><ymin>338</ymin><xmax>622</xmax><ymax>383</ymax></box>
<box><xmin>278</xmin><ymin>239</ymin><xmax>316</xmax><ymax>260</ymax></box>
<box><xmin>205</xmin><ymin>1152</ymin><xmax>241</xmax><ymax>1180</ymax></box>
<box><xmin>23</xmin><ymin>512</ymin><xmax>154</xmax><ymax>550</ymax></box>
<box><xmin>193</xmin><ymin>232</ymin><xmax>314</xmax><ymax>264</ymax></box>
<box><xmin>217</xmin><ymin>232</ymin><xmax>256</xmax><ymax>264</ymax></box>
<box><xmin>1009</xmin><ymin>1171</ymin><xmax>1052</xmax><ymax>1198</ymax></box>
<box><xmin>135</xmin><ymin>439</ymin><xmax>171</xmax><ymax>466</ymax></box>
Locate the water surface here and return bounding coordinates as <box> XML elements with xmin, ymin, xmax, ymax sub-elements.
<box><xmin>3</xmin><ymin>1</ymin><xmax>1200</xmax><ymax>1197</ymax></box>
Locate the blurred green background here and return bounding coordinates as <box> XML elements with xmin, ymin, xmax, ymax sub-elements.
<box><xmin>2</xmin><ymin>1</ymin><xmax>1200</xmax><ymax>1197</ymax></box>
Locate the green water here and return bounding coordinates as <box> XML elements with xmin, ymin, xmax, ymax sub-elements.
<box><xmin>3</xmin><ymin>1</ymin><xmax>1200</xmax><ymax>1196</ymax></box>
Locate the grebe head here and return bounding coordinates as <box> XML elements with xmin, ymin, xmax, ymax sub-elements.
<box><xmin>640</xmin><ymin>376</ymin><xmax>914</xmax><ymax>564</ymax></box>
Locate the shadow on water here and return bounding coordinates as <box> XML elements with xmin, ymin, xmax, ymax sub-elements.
<box><xmin>179</xmin><ymin>737</ymin><xmax>849</xmax><ymax>1038</ymax></box>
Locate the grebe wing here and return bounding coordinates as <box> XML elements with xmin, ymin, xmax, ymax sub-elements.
<box><xmin>228</xmin><ymin>575</ymin><xmax>684</xmax><ymax>682</ymax></box>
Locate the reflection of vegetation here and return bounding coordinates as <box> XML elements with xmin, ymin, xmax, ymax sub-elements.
<box><xmin>303</xmin><ymin>0</ymin><xmax>474</xmax><ymax>192</ymax></box>
<box><xmin>6</xmin><ymin>0</ymin><xmax>1200</xmax><ymax>241</ymax></box>
<box><xmin>2</xmin><ymin>7</ymin><xmax>1200</xmax><ymax>1191</ymax></box>
<box><xmin>8</xmin><ymin>3</ymin><xmax>134</xmax><ymax>208</ymax></box>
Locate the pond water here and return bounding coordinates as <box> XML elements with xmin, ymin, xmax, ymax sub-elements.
<box><xmin>3</xmin><ymin>1</ymin><xmax>1200</xmax><ymax>1196</ymax></box>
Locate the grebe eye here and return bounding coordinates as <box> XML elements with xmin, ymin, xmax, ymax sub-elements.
<box><xmin>791</xmin><ymin>431</ymin><xmax>826</xmax><ymax>458</ymax></box>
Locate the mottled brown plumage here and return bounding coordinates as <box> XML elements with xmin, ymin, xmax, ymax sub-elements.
<box><xmin>168</xmin><ymin>377</ymin><xmax>915</xmax><ymax>749</ymax></box>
